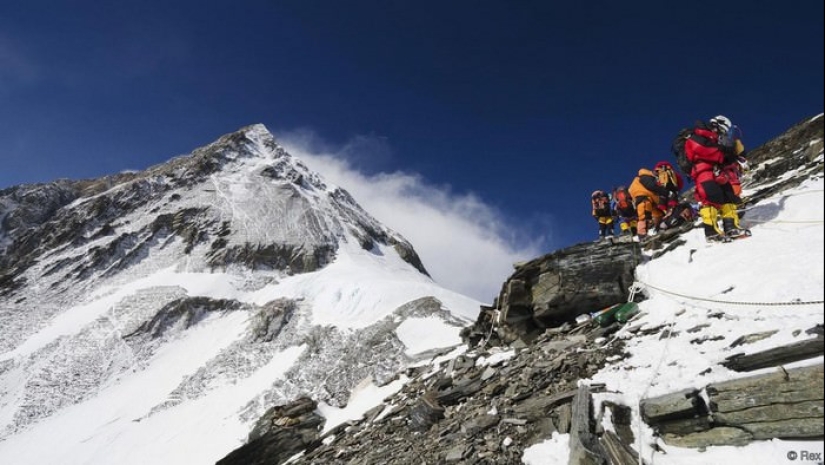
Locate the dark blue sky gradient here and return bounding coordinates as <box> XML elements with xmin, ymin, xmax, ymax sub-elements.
<box><xmin>1</xmin><ymin>0</ymin><xmax>822</xmax><ymax>248</ymax></box>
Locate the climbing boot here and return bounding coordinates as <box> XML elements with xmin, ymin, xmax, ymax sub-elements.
<box><xmin>706</xmin><ymin>233</ymin><xmax>731</xmax><ymax>243</ymax></box>
<box><xmin>700</xmin><ymin>205</ymin><xmax>724</xmax><ymax>238</ymax></box>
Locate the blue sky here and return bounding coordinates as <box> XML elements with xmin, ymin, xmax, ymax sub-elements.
<box><xmin>1</xmin><ymin>0</ymin><xmax>823</xmax><ymax>250</ymax></box>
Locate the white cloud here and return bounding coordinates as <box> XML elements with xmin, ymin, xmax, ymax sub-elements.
<box><xmin>277</xmin><ymin>129</ymin><xmax>550</xmax><ymax>303</ymax></box>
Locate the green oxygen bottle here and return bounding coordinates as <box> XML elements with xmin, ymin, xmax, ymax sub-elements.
<box><xmin>614</xmin><ymin>302</ymin><xmax>640</xmax><ymax>323</ymax></box>
<box><xmin>592</xmin><ymin>303</ymin><xmax>624</xmax><ymax>327</ymax></box>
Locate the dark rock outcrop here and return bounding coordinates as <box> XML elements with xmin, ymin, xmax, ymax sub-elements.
<box><xmin>642</xmin><ymin>363</ymin><xmax>824</xmax><ymax>448</ymax></box>
<box><xmin>248</xmin><ymin>298</ymin><xmax>299</xmax><ymax>343</ymax></box>
<box><xmin>282</xmin><ymin>323</ymin><xmax>623</xmax><ymax>465</ymax></box>
<box><xmin>745</xmin><ymin>115</ymin><xmax>824</xmax><ymax>195</ymax></box>
<box><xmin>126</xmin><ymin>296</ymin><xmax>245</xmax><ymax>339</ymax></box>
<box><xmin>207</xmin><ymin>242</ymin><xmax>336</xmax><ymax>274</ymax></box>
<box><xmin>463</xmin><ymin>240</ymin><xmax>642</xmax><ymax>346</ymax></box>
<box><xmin>723</xmin><ymin>336</ymin><xmax>824</xmax><ymax>372</ymax></box>
<box><xmin>217</xmin><ymin>397</ymin><xmax>324</xmax><ymax>465</ymax></box>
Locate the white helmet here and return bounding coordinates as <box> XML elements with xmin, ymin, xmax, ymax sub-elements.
<box><xmin>709</xmin><ymin>115</ymin><xmax>732</xmax><ymax>134</ymax></box>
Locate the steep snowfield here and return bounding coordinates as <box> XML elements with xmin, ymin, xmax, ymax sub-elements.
<box><xmin>245</xmin><ymin>239</ymin><xmax>481</xmax><ymax>327</ymax></box>
<box><xmin>0</xmin><ymin>234</ymin><xmax>481</xmax><ymax>465</ymax></box>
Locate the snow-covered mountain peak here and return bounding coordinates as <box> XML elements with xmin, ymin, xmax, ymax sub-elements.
<box><xmin>1</xmin><ymin>124</ymin><xmax>428</xmax><ymax>291</ymax></box>
<box><xmin>145</xmin><ymin>123</ymin><xmax>324</xmax><ymax>191</ymax></box>
<box><xmin>0</xmin><ymin>125</ymin><xmax>482</xmax><ymax>463</ymax></box>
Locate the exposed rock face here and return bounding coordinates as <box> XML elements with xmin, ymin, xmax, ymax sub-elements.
<box><xmin>234</xmin><ymin>324</ymin><xmax>823</xmax><ymax>465</ymax></box>
<box><xmin>641</xmin><ymin>361</ymin><xmax>824</xmax><ymax>448</ymax></box>
<box><xmin>126</xmin><ymin>296</ymin><xmax>245</xmax><ymax>339</ymax></box>
<box><xmin>218</xmin><ymin>397</ymin><xmax>324</xmax><ymax>465</ymax></box>
<box><xmin>746</xmin><ymin>115</ymin><xmax>824</xmax><ymax>193</ymax></box>
<box><xmin>261</xmin><ymin>323</ymin><xmax>624</xmax><ymax>465</ymax></box>
<box><xmin>0</xmin><ymin>180</ymin><xmax>81</xmax><ymax>235</ymax></box>
<box><xmin>463</xmin><ymin>240</ymin><xmax>642</xmax><ymax>346</ymax></box>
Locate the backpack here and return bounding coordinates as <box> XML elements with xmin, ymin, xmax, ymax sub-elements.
<box><xmin>656</xmin><ymin>163</ymin><xmax>679</xmax><ymax>191</ymax></box>
<box><xmin>670</xmin><ymin>127</ymin><xmax>694</xmax><ymax>177</ymax></box>
<box><xmin>591</xmin><ymin>190</ymin><xmax>611</xmax><ymax>217</ymax></box>
<box><xmin>612</xmin><ymin>186</ymin><xmax>634</xmax><ymax>214</ymax></box>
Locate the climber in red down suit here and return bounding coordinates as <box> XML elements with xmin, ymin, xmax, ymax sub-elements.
<box><xmin>684</xmin><ymin>115</ymin><xmax>750</xmax><ymax>241</ymax></box>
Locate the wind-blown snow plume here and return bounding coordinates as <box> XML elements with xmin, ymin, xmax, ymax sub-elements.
<box><xmin>277</xmin><ymin>128</ymin><xmax>549</xmax><ymax>303</ymax></box>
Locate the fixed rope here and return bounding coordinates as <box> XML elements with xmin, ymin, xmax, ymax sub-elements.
<box><xmin>640</xmin><ymin>280</ymin><xmax>824</xmax><ymax>307</ymax></box>
<box><xmin>743</xmin><ymin>218</ymin><xmax>823</xmax><ymax>225</ymax></box>
<box><xmin>627</xmin><ymin>282</ymin><xmax>644</xmax><ymax>303</ymax></box>
<box><xmin>636</xmin><ymin>319</ymin><xmax>677</xmax><ymax>465</ymax></box>
<box><xmin>480</xmin><ymin>309</ymin><xmax>501</xmax><ymax>348</ymax></box>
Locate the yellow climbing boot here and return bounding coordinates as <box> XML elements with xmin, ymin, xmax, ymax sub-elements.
<box><xmin>699</xmin><ymin>205</ymin><xmax>724</xmax><ymax>236</ymax></box>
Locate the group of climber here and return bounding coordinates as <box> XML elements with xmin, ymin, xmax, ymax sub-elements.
<box><xmin>590</xmin><ymin>163</ymin><xmax>685</xmax><ymax>241</ymax></box>
<box><xmin>591</xmin><ymin>115</ymin><xmax>750</xmax><ymax>243</ymax></box>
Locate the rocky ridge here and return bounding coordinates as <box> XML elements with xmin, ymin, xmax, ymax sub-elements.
<box><xmin>221</xmin><ymin>322</ymin><xmax>624</xmax><ymax>465</ymax></box>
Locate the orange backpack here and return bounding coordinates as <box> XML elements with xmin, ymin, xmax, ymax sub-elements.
<box><xmin>656</xmin><ymin>163</ymin><xmax>679</xmax><ymax>191</ymax></box>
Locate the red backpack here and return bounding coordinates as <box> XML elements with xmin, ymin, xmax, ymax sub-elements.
<box><xmin>612</xmin><ymin>187</ymin><xmax>633</xmax><ymax>213</ymax></box>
